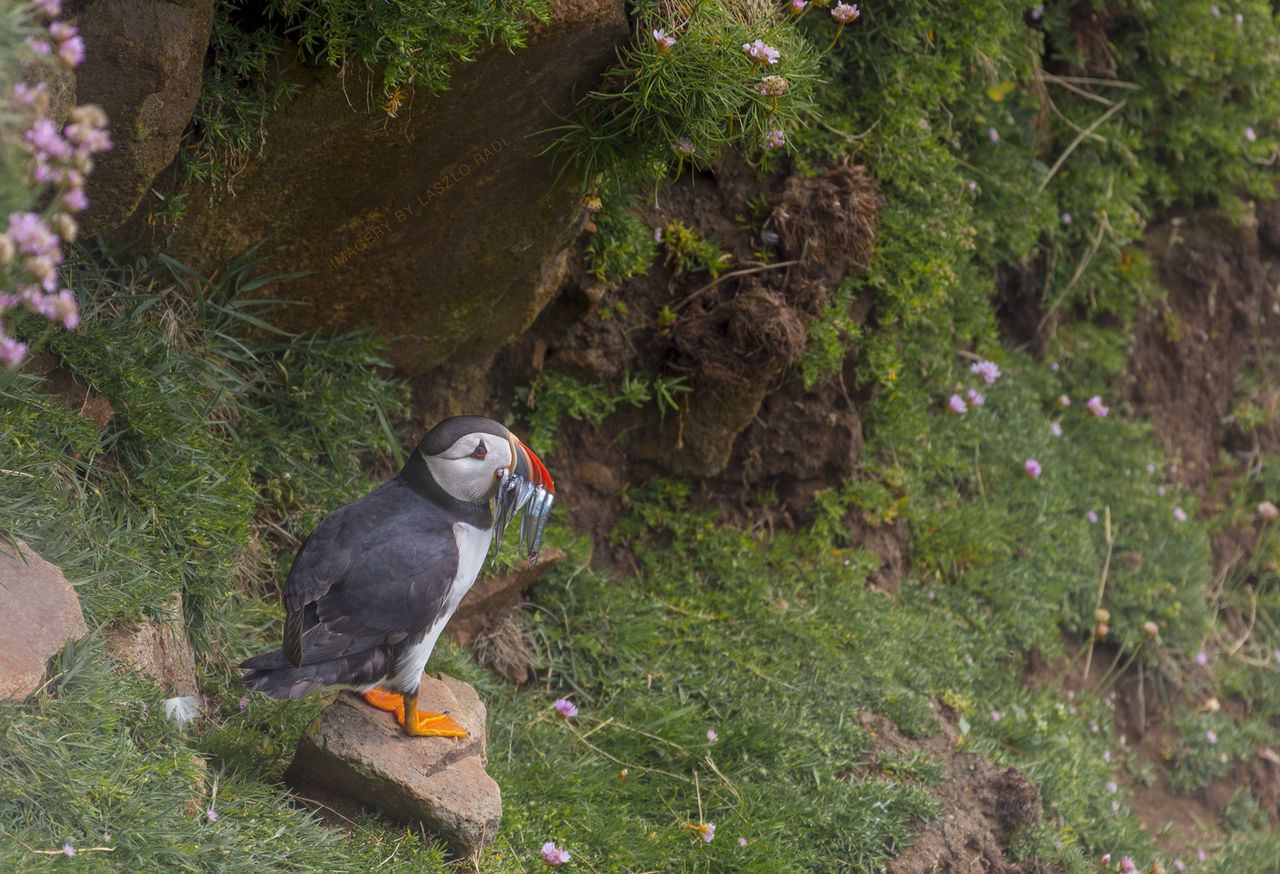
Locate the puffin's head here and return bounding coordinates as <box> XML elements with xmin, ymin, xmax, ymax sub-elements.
<box><xmin>413</xmin><ymin>415</ymin><xmax>554</xmax><ymax>504</ymax></box>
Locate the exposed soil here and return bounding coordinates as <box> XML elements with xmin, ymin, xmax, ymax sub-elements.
<box><xmin>1127</xmin><ymin>206</ymin><xmax>1280</xmax><ymax>490</ymax></box>
<box><xmin>22</xmin><ymin>352</ymin><xmax>116</xmax><ymax>432</ymax></box>
<box><xmin>482</xmin><ymin>156</ymin><xmax>881</xmax><ymax>546</ymax></box>
<box><xmin>863</xmin><ymin>704</ymin><xmax>1056</xmax><ymax>874</ymax></box>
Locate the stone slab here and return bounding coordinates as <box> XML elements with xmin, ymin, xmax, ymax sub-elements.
<box><xmin>285</xmin><ymin>673</ymin><xmax>500</xmax><ymax>856</ymax></box>
<box><xmin>0</xmin><ymin>539</ymin><xmax>88</xmax><ymax>700</ymax></box>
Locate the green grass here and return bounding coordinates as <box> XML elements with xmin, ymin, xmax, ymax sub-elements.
<box><xmin>7</xmin><ymin>0</ymin><xmax>1280</xmax><ymax>870</ymax></box>
<box><xmin>4</xmin><ymin>236</ymin><xmax>1279</xmax><ymax>871</ymax></box>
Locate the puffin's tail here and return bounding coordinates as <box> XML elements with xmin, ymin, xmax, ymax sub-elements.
<box><xmin>240</xmin><ymin>647</ymin><xmax>389</xmax><ymax>700</ymax></box>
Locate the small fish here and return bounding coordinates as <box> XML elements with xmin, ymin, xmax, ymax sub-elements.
<box><xmin>491</xmin><ymin>468</ymin><xmax>554</xmax><ymax>565</ymax></box>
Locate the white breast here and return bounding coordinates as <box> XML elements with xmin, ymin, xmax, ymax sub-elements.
<box><xmin>382</xmin><ymin>521</ymin><xmax>493</xmax><ymax>692</ymax></box>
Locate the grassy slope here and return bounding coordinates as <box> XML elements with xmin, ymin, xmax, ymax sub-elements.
<box><xmin>4</xmin><ymin>259</ymin><xmax>1280</xmax><ymax>871</ymax></box>
<box><xmin>6</xmin><ymin>1</ymin><xmax>1280</xmax><ymax>872</ymax></box>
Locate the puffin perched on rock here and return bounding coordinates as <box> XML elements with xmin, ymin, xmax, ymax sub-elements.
<box><xmin>241</xmin><ymin>415</ymin><xmax>554</xmax><ymax>736</ymax></box>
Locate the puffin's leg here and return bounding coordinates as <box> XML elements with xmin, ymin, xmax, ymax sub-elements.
<box><xmin>402</xmin><ymin>688</ymin><xmax>468</xmax><ymax>737</ymax></box>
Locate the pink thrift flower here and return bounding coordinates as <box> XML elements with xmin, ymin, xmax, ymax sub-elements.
<box><xmin>58</xmin><ymin>34</ymin><xmax>85</xmax><ymax>68</ymax></box>
<box><xmin>739</xmin><ymin>837</ymin><xmax>748</xmax><ymax>847</ymax></box>
<box><xmin>238</xmin><ymin>697</ymin><xmax>249</xmax><ymax>709</ymax></box>
<box><xmin>1157</xmin><ymin>486</ymin><xmax>1165</xmax><ymax>496</ymax></box>
<box><xmin>1024</xmin><ymin>459</ymin><xmax>1041</xmax><ymax>478</ymax></box>
<box><xmin>763</xmin><ymin>129</ymin><xmax>785</xmax><ymax>151</ymax></box>
<box><xmin>672</xmin><ymin>137</ymin><xmax>694</xmax><ymax>157</ymax></box>
<box><xmin>1100</xmin><ymin>854</ymin><xmax>1111</xmax><ymax>865</ymax></box>
<box><xmin>8</xmin><ymin>212</ymin><xmax>58</xmax><ymax>257</ymax></box>
<box><xmin>1206</xmin><ymin>729</ymin><xmax>1217</xmax><ymax>743</ymax></box>
<box><xmin>653</xmin><ymin>226</ymin><xmax>663</xmax><ymax>243</ymax></box>
<box><xmin>50</xmin><ymin>289</ymin><xmax>78</xmax><ymax>329</ymax></box>
<box><xmin>991</xmin><ymin>709</ymin><xmax>1001</xmax><ymax>721</ymax></box>
<box><xmin>26</xmin><ymin>37</ymin><xmax>51</xmax><ymax>55</ymax></box>
<box><xmin>1174</xmin><ymin>506</ymin><xmax>1187</xmax><ymax>521</ymax></box>
<box><xmin>12</xmin><ymin>82</ymin><xmax>45</xmax><ymax>104</ymax></box>
<box><xmin>36</xmin><ymin>0</ymin><xmax>62</xmax><ymax>16</ymax></box>
<box><xmin>707</xmin><ymin>729</ymin><xmax>718</xmax><ymax>741</ymax></box>
<box><xmin>1196</xmin><ymin>650</ymin><xmax>1209</xmax><ymax>666</ymax></box>
<box><xmin>206</xmin><ymin>808</ymin><xmax>218</xmax><ymax>821</ymax></box>
<box><xmin>947</xmin><ymin>394</ymin><xmax>967</xmax><ymax>414</ymax></box>
<box><xmin>1121</xmin><ymin>857</ymin><xmax>1135</xmax><ymax>873</ymax></box>
<box><xmin>2</xmin><ymin>332</ymin><xmax>29</xmax><ymax>369</ymax></box>
<box><xmin>1050</xmin><ymin>421</ymin><xmax>1062</xmax><ymax>436</ymax></box>
<box><xmin>790</xmin><ymin>0</ymin><xmax>807</xmax><ymax>10</ymax></box>
<box><xmin>652</xmin><ymin>28</ymin><xmax>675</xmax><ymax>51</ymax></box>
<box><xmin>1086</xmin><ymin>395</ymin><xmax>1108</xmax><ymax>417</ymax></box>
<box><xmin>541</xmin><ymin>841</ymin><xmax>571</xmax><ymax>865</ymax></box>
<box><xmin>63</xmin><ymin>186</ymin><xmax>89</xmax><ymax>212</ymax></box>
<box><xmin>742</xmin><ymin>39</ymin><xmax>780</xmax><ymax>65</ymax></box>
<box><xmin>1058</xmin><ymin>394</ymin><xmax>1070</xmax><ymax>407</ymax></box>
<box><xmin>1062</xmin><ymin>213</ymin><xmax>1072</xmax><ymax>224</ymax></box>
<box><xmin>694</xmin><ymin>822</ymin><xmax>716</xmax><ymax>842</ymax></box>
<box><xmin>967</xmin><ymin>389</ymin><xmax>984</xmax><ymax>406</ymax></box>
<box><xmin>970</xmin><ymin>359</ymin><xmax>1000</xmax><ymax>383</ymax></box>
<box><xmin>62</xmin><ymin>842</ymin><xmax>75</xmax><ymax>857</ymax></box>
<box><xmin>1258</xmin><ymin>500</ymin><xmax>1278</xmax><ymax>520</ymax></box>
<box><xmin>554</xmin><ymin>698</ymin><xmax>578</xmax><ymax>718</ymax></box>
<box><xmin>988</xmin><ymin>127</ymin><xmax>1000</xmax><ymax>142</ymax></box>
<box><xmin>1087</xmin><ymin>510</ymin><xmax>1098</xmax><ymax>523</ymax></box>
<box><xmin>1211</xmin><ymin>4</ymin><xmax>1220</xmax><ymax>15</ymax></box>
<box><xmin>26</xmin><ymin>119</ymin><xmax>73</xmax><ymax>161</ymax></box>
<box><xmin>1246</xmin><ymin>126</ymin><xmax>1257</xmax><ymax>142</ymax></box>
<box><xmin>831</xmin><ymin>2</ymin><xmax>860</xmax><ymax>23</ymax></box>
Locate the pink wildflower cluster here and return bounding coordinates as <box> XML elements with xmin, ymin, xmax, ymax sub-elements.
<box><xmin>688</xmin><ymin>821</ymin><xmax>716</xmax><ymax>842</ymax></box>
<box><xmin>541</xmin><ymin>841</ymin><xmax>571</xmax><ymax>866</ymax></box>
<box><xmin>1</xmin><ymin>0</ymin><xmax>112</xmax><ymax>367</ymax></box>
<box><xmin>945</xmin><ymin>358</ymin><xmax>1002</xmax><ymax>415</ymax></box>
<box><xmin>831</xmin><ymin>2</ymin><xmax>860</xmax><ymax>23</ymax></box>
<box><xmin>970</xmin><ymin>359</ymin><xmax>1001</xmax><ymax>383</ymax></box>
<box><xmin>742</xmin><ymin>39</ymin><xmax>780</xmax><ymax>65</ymax></box>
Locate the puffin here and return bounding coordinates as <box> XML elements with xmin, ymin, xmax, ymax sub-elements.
<box><xmin>241</xmin><ymin>415</ymin><xmax>554</xmax><ymax>736</ymax></box>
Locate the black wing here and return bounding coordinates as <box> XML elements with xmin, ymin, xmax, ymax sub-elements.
<box><xmin>282</xmin><ymin>478</ymin><xmax>461</xmax><ymax>667</ymax></box>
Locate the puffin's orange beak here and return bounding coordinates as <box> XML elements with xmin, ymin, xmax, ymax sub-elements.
<box><xmin>510</xmin><ymin>435</ymin><xmax>554</xmax><ymax>494</ymax></box>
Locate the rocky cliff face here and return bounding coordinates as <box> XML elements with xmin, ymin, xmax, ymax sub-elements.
<box><xmin>76</xmin><ymin>0</ymin><xmax>629</xmax><ymax>372</ymax></box>
<box><xmin>66</xmin><ymin>0</ymin><xmax>879</xmax><ymax>520</ymax></box>
<box><xmin>73</xmin><ymin>0</ymin><xmax>213</xmax><ymax>231</ymax></box>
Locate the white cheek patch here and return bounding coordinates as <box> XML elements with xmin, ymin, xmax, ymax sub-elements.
<box><xmin>424</xmin><ymin>453</ymin><xmax>492</xmax><ymax>502</ymax></box>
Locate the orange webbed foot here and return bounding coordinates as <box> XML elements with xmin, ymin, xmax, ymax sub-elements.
<box><xmin>360</xmin><ymin>687</ymin><xmax>467</xmax><ymax>737</ymax></box>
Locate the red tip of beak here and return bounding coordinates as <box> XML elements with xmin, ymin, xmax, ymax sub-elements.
<box><xmin>516</xmin><ymin>439</ymin><xmax>555</xmax><ymax>495</ymax></box>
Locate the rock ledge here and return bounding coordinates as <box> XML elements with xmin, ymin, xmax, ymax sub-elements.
<box><xmin>284</xmin><ymin>673</ymin><xmax>499</xmax><ymax>856</ymax></box>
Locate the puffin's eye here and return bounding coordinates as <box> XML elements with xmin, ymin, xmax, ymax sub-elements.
<box><xmin>472</xmin><ymin>440</ymin><xmax>487</xmax><ymax>459</ymax></box>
